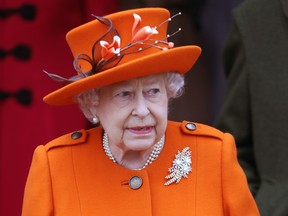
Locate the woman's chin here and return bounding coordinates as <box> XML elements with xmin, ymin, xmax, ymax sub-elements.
<box><xmin>123</xmin><ymin>138</ymin><xmax>155</xmax><ymax>151</ymax></box>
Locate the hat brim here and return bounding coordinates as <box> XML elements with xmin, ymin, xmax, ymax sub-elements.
<box><xmin>43</xmin><ymin>45</ymin><xmax>201</xmax><ymax>106</ymax></box>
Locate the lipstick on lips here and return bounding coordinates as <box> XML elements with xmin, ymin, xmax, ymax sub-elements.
<box><xmin>128</xmin><ymin>126</ymin><xmax>153</xmax><ymax>134</ymax></box>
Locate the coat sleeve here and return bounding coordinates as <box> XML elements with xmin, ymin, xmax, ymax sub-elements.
<box><xmin>221</xmin><ymin>133</ymin><xmax>260</xmax><ymax>216</ymax></box>
<box><xmin>22</xmin><ymin>145</ymin><xmax>54</xmax><ymax>216</ymax></box>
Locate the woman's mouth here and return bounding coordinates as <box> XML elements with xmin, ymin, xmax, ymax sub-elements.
<box><xmin>128</xmin><ymin>126</ymin><xmax>153</xmax><ymax>134</ymax></box>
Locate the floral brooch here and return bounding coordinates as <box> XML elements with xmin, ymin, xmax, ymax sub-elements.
<box><xmin>164</xmin><ymin>147</ymin><xmax>192</xmax><ymax>186</ymax></box>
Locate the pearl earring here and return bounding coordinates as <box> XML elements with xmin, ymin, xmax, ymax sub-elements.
<box><xmin>92</xmin><ymin>116</ymin><xmax>97</xmax><ymax>124</ymax></box>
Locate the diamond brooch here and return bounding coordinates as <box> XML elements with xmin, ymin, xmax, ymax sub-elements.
<box><xmin>164</xmin><ymin>147</ymin><xmax>192</xmax><ymax>186</ymax></box>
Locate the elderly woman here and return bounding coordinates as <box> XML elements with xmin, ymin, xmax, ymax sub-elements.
<box><xmin>22</xmin><ymin>8</ymin><xmax>259</xmax><ymax>216</ymax></box>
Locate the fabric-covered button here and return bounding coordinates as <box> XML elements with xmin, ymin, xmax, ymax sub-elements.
<box><xmin>71</xmin><ymin>131</ymin><xmax>82</xmax><ymax>139</ymax></box>
<box><xmin>129</xmin><ymin>176</ymin><xmax>143</xmax><ymax>190</ymax></box>
<box><xmin>185</xmin><ymin>122</ymin><xmax>197</xmax><ymax>131</ymax></box>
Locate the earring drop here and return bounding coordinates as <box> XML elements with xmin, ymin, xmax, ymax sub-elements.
<box><xmin>92</xmin><ymin>116</ymin><xmax>97</xmax><ymax>124</ymax></box>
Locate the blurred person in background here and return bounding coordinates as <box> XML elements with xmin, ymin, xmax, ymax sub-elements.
<box><xmin>216</xmin><ymin>0</ymin><xmax>288</xmax><ymax>215</ymax></box>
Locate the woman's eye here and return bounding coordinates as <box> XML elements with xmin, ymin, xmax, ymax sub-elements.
<box><xmin>117</xmin><ymin>91</ymin><xmax>132</xmax><ymax>98</ymax></box>
<box><xmin>111</xmin><ymin>90</ymin><xmax>133</xmax><ymax>107</ymax></box>
<box><xmin>146</xmin><ymin>88</ymin><xmax>160</xmax><ymax>96</ymax></box>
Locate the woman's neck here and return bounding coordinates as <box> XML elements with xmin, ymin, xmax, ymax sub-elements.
<box><xmin>111</xmin><ymin>147</ymin><xmax>153</xmax><ymax>170</ymax></box>
<box><xmin>102</xmin><ymin>132</ymin><xmax>165</xmax><ymax>170</ymax></box>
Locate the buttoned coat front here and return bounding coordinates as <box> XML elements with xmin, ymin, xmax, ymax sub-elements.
<box><xmin>22</xmin><ymin>121</ymin><xmax>259</xmax><ymax>215</ymax></box>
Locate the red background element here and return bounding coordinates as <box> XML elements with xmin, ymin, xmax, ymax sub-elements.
<box><xmin>0</xmin><ymin>0</ymin><xmax>118</xmax><ymax>215</ymax></box>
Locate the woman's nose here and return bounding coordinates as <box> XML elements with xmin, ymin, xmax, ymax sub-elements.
<box><xmin>131</xmin><ymin>94</ymin><xmax>150</xmax><ymax>117</ymax></box>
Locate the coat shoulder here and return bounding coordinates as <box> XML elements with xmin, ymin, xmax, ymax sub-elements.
<box><xmin>45</xmin><ymin>128</ymin><xmax>90</xmax><ymax>151</ymax></box>
<box><xmin>168</xmin><ymin>120</ymin><xmax>224</xmax><ymax>140</ymax></box>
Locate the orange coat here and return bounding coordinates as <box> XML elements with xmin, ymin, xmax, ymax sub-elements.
<box><xmin>22</xmin><ymin>121</ymin><xmax>259</xmax><ymax>215</ymax></box>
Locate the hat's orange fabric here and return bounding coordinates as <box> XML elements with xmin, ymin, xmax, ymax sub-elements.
<box><xmin>43</xmin><ymin>8</ymin><xmax>201</xmax><ymax>106</ymax></box>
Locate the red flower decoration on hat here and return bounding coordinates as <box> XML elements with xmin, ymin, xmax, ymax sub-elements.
<box><xmin>131</xmin><ymin>13</ymin><xmax>158</xmax><ymax>43</ymax></box>
<box><xmin>100</xmin><ymin>35</ymin><xmax>121</xmax><ymax>60</ymax></box>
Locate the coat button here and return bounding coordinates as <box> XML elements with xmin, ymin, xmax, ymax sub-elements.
<box><xmin>185</xmin><ymin>122</ymin><xmax>197</xmax><ymax>131</ymax></box>
<box><xmin>71</xmin><ymin>131</ymin><xmax>82</xmax><ymax>139</ymax></box>
<box><xmin>129</xmin><ymin>176</ymin><xmax>143</xmax><ymax>190</ymax></box>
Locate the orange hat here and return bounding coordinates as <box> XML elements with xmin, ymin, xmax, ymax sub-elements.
<box><xmin>43</xmin><ymin>7</ymin><xmax>201</xmax><ymax>106</ymax></box>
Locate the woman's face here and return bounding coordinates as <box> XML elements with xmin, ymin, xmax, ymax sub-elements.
<box><xmin>96</xmin><ymin>74</ymin><xmax>168</xmax><ymax>152</ymax></box>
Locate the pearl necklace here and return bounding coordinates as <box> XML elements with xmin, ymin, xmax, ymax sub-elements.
<box><xmin>102</xmin><ymin>132</ymin><xmax>165</xmax><ymax>170</ymax></box>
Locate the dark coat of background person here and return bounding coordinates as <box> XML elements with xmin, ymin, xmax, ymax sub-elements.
<box><xmin>216</xmin><ymin>0</ymin><xmax>288</xmax><ymax>215</ymax></box>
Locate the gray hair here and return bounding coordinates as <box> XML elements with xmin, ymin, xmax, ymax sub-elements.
<box><xmin>75</xmin><ymin>72</ymin><xmax>185</xmax><ymax>124</ymax></box>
